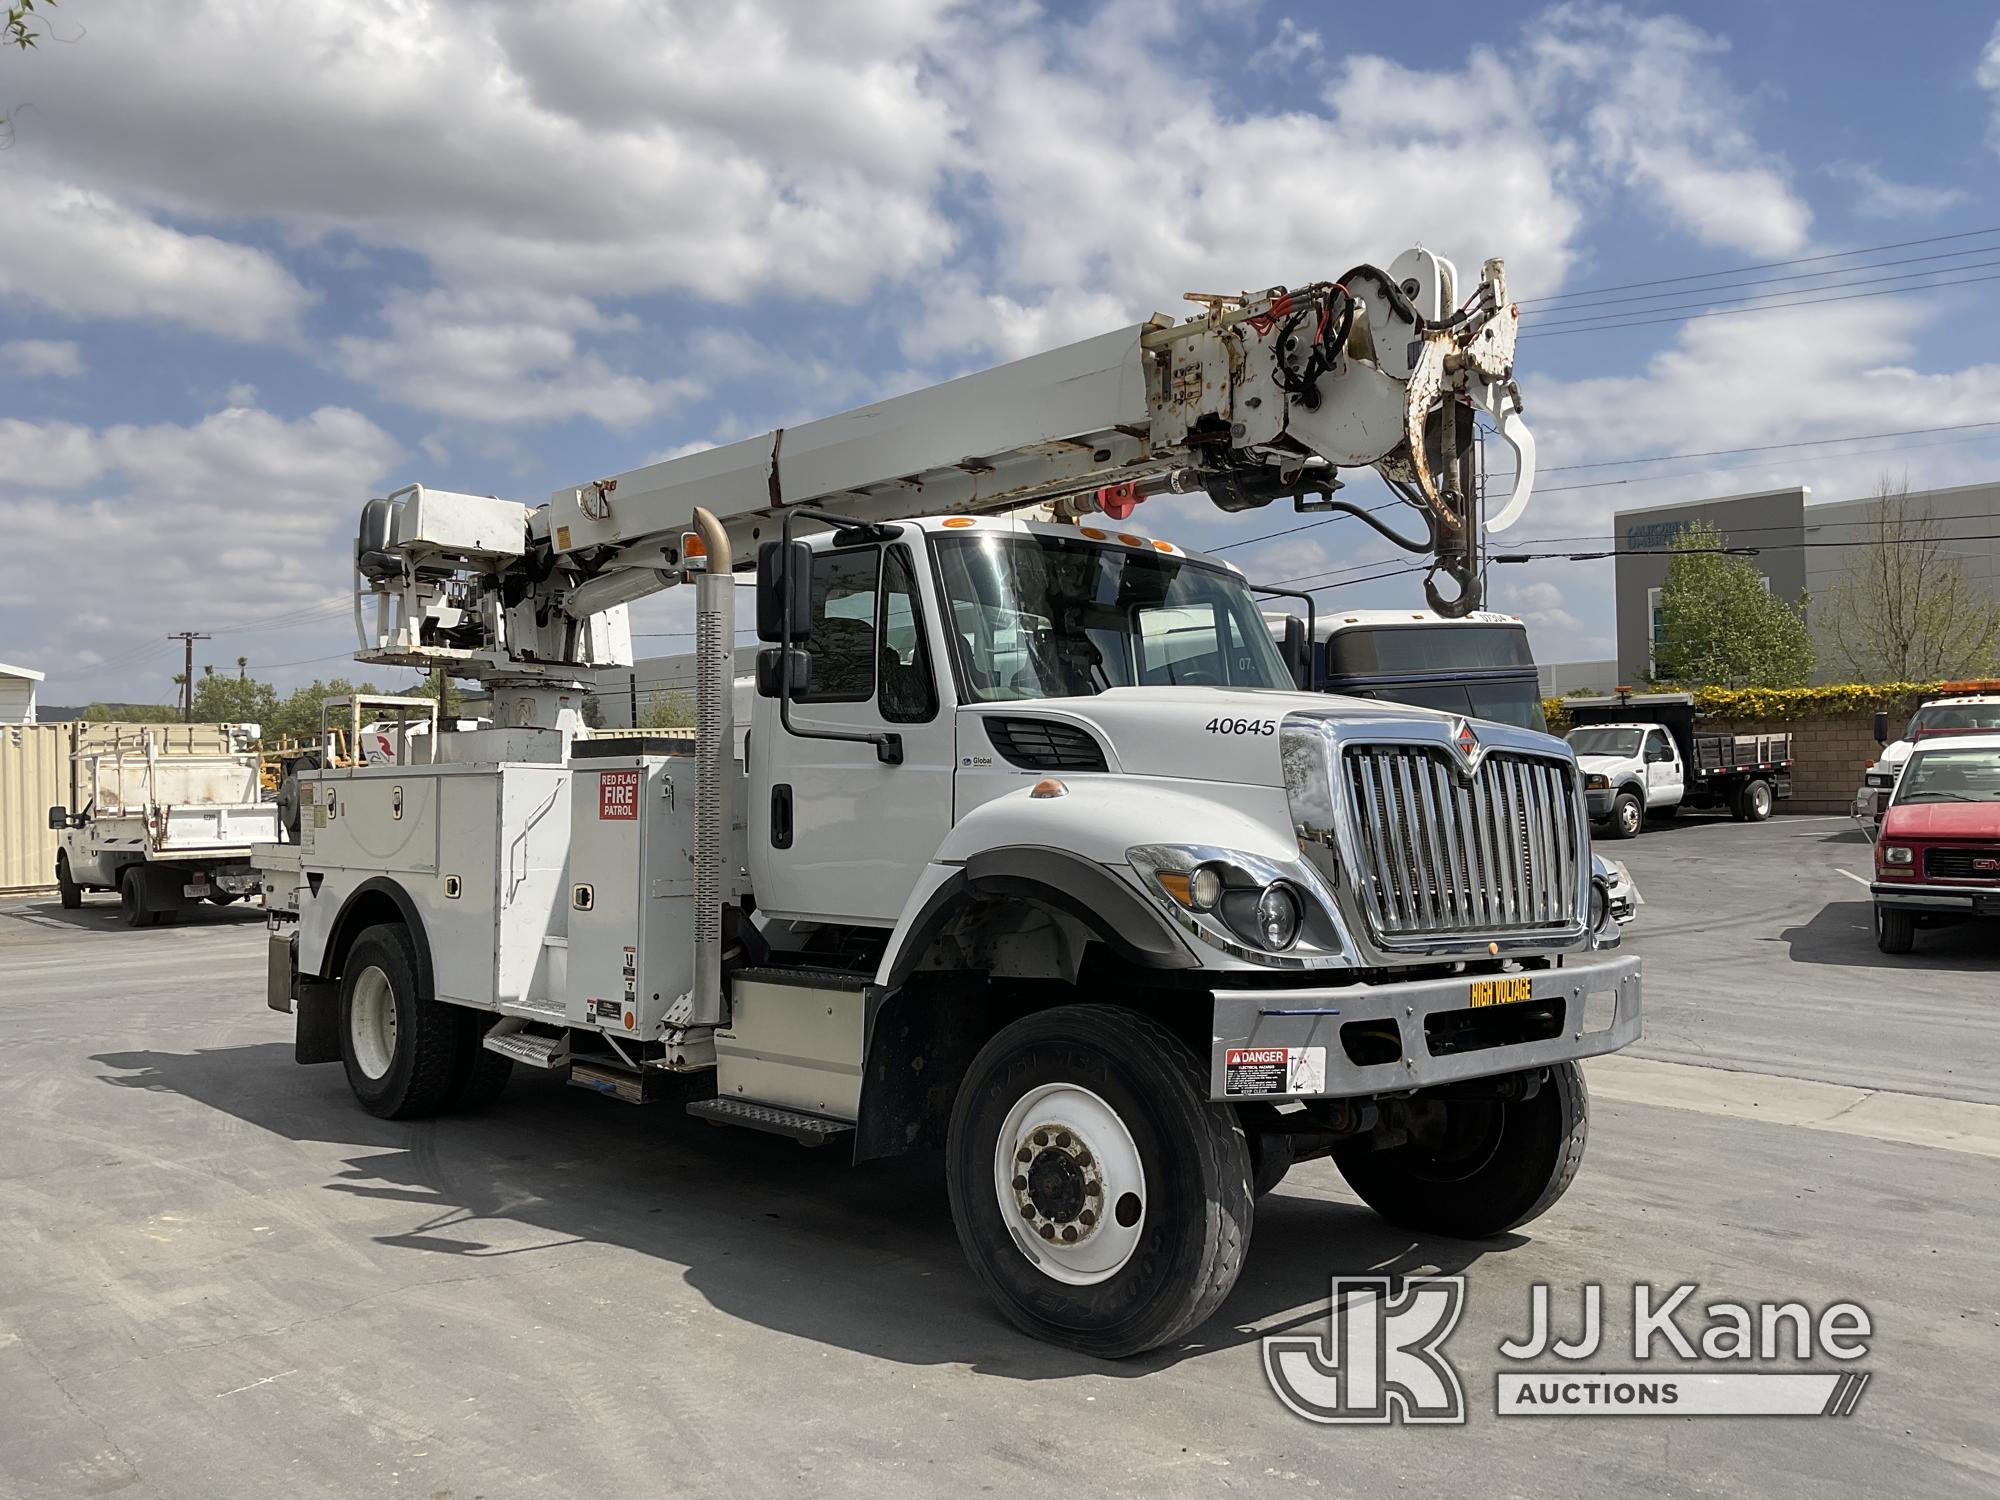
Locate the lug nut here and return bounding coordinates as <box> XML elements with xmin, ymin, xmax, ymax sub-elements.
<box><xmin>1012</xmin><ymin>1175</ymin><xmax>1027</xmax><ymax>1192</ymax></box>
<box><xmin>1080</xmin><ymin>1209</ymin><xmax>1097</xmax><ymax>1226</ymax></box>
<box><xmin>1033</xmin><ymin>1131</ymin><xmax>1048</xmax><ymax>1147</ymax></box>
<box><xmin>1075</xmin><ymin>1150</ymin><xmax>1092</xmax><ymax>1168</ymax></box>
<box><xmin>1017</xmin><ymin>1147</ymin><xmax>1032</xmax><ymax>1163</ymax></box>
<box><xmin>1055</xmin><ymin>1131</ymin><xmax>1072</xmax><ymax>1149</ymax></box>
<box><xmin>1019</xmin><ymin>1203</ymin><xmax>1035</xmax><ymax>1219</ymax></box>
<box><xmin>1061</xmin><ymin>1226</ymin><xmax>1079</xmax><ymax>1243</ymax></box>
<box><xmin>1085</xmin><ymin>1182</ymin><xmax>1100</xmax><ymax>1197</ymax></box>
<box><xmin>1038</xmin><ymin>1223</ymin><xmax>1056</xmax><ymax>1240</ymax></box>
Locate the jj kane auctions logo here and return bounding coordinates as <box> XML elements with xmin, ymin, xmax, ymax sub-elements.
<box><xmin>1265</xmin><ymin>1278</ymin><xmax>1872</xmax><ymax>1423</ymax></box>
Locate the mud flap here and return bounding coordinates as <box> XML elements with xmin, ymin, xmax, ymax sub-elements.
<box><xmin>271</xmin><ymin>932</ymin><xmax>342</xmax><ymax>1063</ymax></box>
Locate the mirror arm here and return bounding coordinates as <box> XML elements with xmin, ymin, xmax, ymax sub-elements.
<box><xmin>1250</xmin><ymin>582</ymin><xmax>1317</xmax><ymax>688</ymax></box>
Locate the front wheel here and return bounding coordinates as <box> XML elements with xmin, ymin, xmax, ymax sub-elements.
<box><xmin>1334</xmin><ymin>1064</ymin><xmax>1589</xmax><ymax>1238</ymax></box>
<box><xmin>1875</xmin><ymin>904</ymin><xmax>1916</xmax><ymax>955</ymax></box>
<box><xmin>56</xmin><ymin>854</ymin><xmax>81</xmax><ymax>910</ymax></box>
<box><xmin>946</xmin><ymin>1005</ymin><xmax>1252</xmax><ymax>1359</ymax></box>
<box><xmin>1604</xmin><ymin>792</ymin><xmax>1643</xmax><ymax>840</ymax></box>
<box><xmin>339</xmin><ymin>924</ymin><xmax>458</xmax><ymax>1119</ymax></box>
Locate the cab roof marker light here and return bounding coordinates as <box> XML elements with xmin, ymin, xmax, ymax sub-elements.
<box><xmin>941</xmin><ymin>516</ymin><xmax>977</xmax><ymax>528</ymax></box>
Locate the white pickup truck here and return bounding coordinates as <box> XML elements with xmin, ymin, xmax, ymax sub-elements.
<box><xmin>51</xmin><ymin>746</ymin><xmax>278</xmax><ymax>924</ymax></box>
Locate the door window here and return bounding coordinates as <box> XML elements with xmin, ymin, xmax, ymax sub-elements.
<box><xmin>879</xmin><ymin>546</ymin><xmax>938</xmax><ymax>723</ymax></box>
<box><xmin>798</xmin><ymin>548</ymin><xmax>879</xmax><ymax>703</ymax></box>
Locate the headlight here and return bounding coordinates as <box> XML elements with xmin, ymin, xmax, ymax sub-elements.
<box><xmin>1128</xmin><ymin>843</ymin><xmax>1342</xmax><ymax>966</ymax></box>
<box><xmin>1247</xmin><ymin>882</ymin><xmax>1302</xmax><ymax>951</ymax></box>
<box><xmin>1882</xmin><ymin>846</ymin><xmax>1913</xmax><ymax>866</ymax></box>
<box><xmin>1589</xmin><ymin>880</ymin><xmax>1608</xmax><ymax>930</ymax></box>
<box><xmin>1585</xmin><ymin>773</ymin><xmax>1609</xmax><ymax>790</ymax></box>
<box><xmin>1864</xmin><ymin>772</ymin><xmax>1892</xmax><ymax>789</ymax></box>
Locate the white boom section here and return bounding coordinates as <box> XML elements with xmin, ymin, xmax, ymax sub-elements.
<box><xmin>355</xmin><ymin>250</ymin><xmax>1530</xmax><ymax>676</ymax></box>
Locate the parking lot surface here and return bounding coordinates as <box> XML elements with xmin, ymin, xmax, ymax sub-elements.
<box><xmin>2</xmin><ymin>814</ymin><xmax>1995</xmax><ymax>1498</ymax></box>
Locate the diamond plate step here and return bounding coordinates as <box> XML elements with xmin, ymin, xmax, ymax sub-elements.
<box><xmin>482</xmin><ymin>1031</ymin><xmax>568</xmax><ymax>1069</ymax></box>
<box><xmin>686</xmin><ymin>1097</ymin><xmax>854</xmax><ymax>1146</ymax></box>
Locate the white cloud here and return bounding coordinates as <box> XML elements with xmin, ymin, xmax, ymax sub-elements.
<box><xmin>333</xmin><ymin>287</ymin><xmax>698</xmax><ymax>426</ymax></box>
<box><xmin>1825</xmin><ymin>162</ymin><xmax>1969</xmax><ymax>220</ymax></box>
<box><xmin>0</xmin><ymin>340</ymin><xmax>86</xmax><ymax>378</ymax></box>
<box><xmin>22</xmin><ymin>1</ymin><xmax>961</xmax><ymax>306</ymax></box>
<box><xmin>1529</xmin><ymin>3</ymin><xmax>1811</xmax><ymax>256</ymax></box>
<box><xmin>0</xmin><ymin>405</ymin><xmax>402</xmax><ymax>696</ymax></box>
<box><xmin>0</xmin><ymin>177</ymin><xmax>313</xmax><ymax>342</ymax></box>
<box><xmin>1979</xmin><ymin>21</ymin><xmax>2000</xmax><ymax>148</ymax></box>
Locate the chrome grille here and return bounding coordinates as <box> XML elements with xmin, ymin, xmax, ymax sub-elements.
<box><xmin>1342</xmin><ymin>746</ymin><xmax>1584</xmax><ymax>939</ymax></box>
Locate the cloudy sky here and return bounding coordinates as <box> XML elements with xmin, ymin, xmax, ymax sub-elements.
<box><xmin>5</xmin><ymin>0</ymin><xmax>2000</xmax><ymax>706</ymax></box>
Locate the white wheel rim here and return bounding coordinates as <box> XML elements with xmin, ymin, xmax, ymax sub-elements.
<box><xmin>349</xmin><ymin>966</ymin><xmax>397</xmax><ymax>1080</ymax></box>
<box><xmin>993</xmin><ymin>1083</ymin><xmax>1146</xmax><ymax>1286</ymax></box>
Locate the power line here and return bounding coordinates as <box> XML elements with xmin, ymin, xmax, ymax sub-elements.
<box><xmin>1540</xmin><ymin>420</ymin><xmax>2000</xmax><ymax>475</ymax></box>
<box><xmin>1522</xmin><ymin>241</ymin><xmax>2000</xmax><ymax>317</ymax></box>
<box><xmin>1493</xmin><ymin>530</ymin><xmax>2000</xmax><ymax>564</ymax></box>
<box><xmin>1520</xmin><ymin>267</ymin><xmax>2000</xmax><ymax>340</ymax></box>
<box><xmin>1526</xmin><ymin>254</ymin><xmax>2000</xmax><ymax>333</ymax></box>
<box><xmin>1517</xmin><ymin>224</ymin><xmax>2000</xmax><ymax>307</ymax></box>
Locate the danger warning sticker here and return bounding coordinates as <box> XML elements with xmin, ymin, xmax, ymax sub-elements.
<box><xmin>599</xmin><ymin>769</ymin><xmax>641</xmax><ymax>820</ymax></box>
<box><xmin>1223</xmin><ymin>1045</ymin><xmax>1327</xmax><ymax>1097</ymax></box>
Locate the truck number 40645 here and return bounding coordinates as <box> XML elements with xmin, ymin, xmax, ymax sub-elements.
<box><xmin>1205</xmin><ymin>717</ymin><xmax>1277</xmax><ymax>736</ymax></box>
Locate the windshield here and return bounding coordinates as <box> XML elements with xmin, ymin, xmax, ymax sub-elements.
<box><xmin>1893</xmin><ymin>748</ymin><xmax>2000</xmax><ymax>805</ymax></box>
<box><xmin>932</xmin><ymin>533</ymin><xmax>1295</xmax><ymax>702</ymax></box>
<box><xmin>1567</xmin><ymin>728</ymin><xmax>1643</xmax><ymax>758</ymax></box>
<box><xmin>1345</xmin><ymin>680</ymin><xmax>1548</xmax><ymax>733</ymax></box>
<box><xmin>1906</xmin><ymin>703</ymin><xmax>2000</xmax><ymax>738</ymax></box>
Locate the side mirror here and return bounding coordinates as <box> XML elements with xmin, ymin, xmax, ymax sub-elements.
<box><xmin>1281</xmin><ymin>615</ymin><xmax>1310</xmax><ymax>690</ymax></box>
<box><xmin>47</xmin><ymin>806</ymin><xmax>67</xmax><ymax>831</ymax></box>
<box><xmin>756</xmin><ymin>540</ymin><xmax>814</xmax><ymax>643</ymax></box>
<box><xmin>1872</xmin><ymin>710</ymin><xmax>1889</xmax><ymax>745</ymax></box>
<box><xmin>755</xmin><ymin>647</ymin><xmax>812</xmax><ymax>699</ymax></box>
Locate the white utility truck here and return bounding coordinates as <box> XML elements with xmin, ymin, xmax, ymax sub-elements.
<box><xmin>1856</xmin><ymin>687</ymin><xmax>2000</xmax><ymax>827</ymax></box>
<box><xmin>52</xmin><ymin>740</ymin><xmax>278</xmax><ymax>923</ymax></box>
<box><xmin>259</xmin><ymin>254</ymin><xmax>1641</xmax><ymax>1357</ymax></box>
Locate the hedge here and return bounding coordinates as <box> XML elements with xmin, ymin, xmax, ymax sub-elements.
<box><xmin>1543</xmin><ymin>681</ymin><xmax>1978</xmax><ymax>733</ymax></box>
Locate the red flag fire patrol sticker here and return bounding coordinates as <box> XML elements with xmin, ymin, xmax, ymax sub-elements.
<box><xmin>1224</xmin><ymin>1045</ymin><xmax>1327</xmax><ymax>1096</ymax></box>
<box><xmin>598</xmin><ymin>769</ymin><xmax>641</xmax><ymax>820</ymax></box>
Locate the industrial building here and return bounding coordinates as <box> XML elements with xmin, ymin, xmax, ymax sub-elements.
<box><xmin>0</xmin><ymin>662</ymin><xmax>44</xmax><ymax>725</ymax></box>
<box><xmin>1610</xmin><ymin>479</ymin><xmax>2000</xmax><ymax>683</ymax></box>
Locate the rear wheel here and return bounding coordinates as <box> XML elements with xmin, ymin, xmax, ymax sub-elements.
<box><xmin>1874</xmin><ymin>904</ymin><xmax>1916</xmax><ymax>955</ymax></box>
<box><xmin>1334</xmin><ymin>1064</ymin><xmax>1589</xmax><ymax>1238</ymax></box>
<box><xmin>339</xmin><ymin>924</ymin><xmax>457</xmax><ymax>1119</ymax></box>
<box><xmin>1605</xmin><ymin>791</ymin><xmax>1643</xmax><ymax>840</ymax></box>
<box><xmin>1735</xmin><ymin>779</ymin><xmax>1774</xmax><ymax>822</ymax></box>
<box><xmin>120</xmin><ymin>867</ymin><xmax>156</xmax><ymax>928</ymax></box>
<box><xmin>946</xmin><ymin>1005</ymin><xmax>1252</xmax><ymax>1358</ymax></box>
<box><xmin>56</xmin><ymin>854</ymin><xmax>81</xmax><ymax>910</ymax></box>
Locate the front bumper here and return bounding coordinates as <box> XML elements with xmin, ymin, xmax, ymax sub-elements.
<box><xmin>1585</xmin><ymin>788</ymin><xmax>1614</xmax><ymax>818</ymax></box>
<box><xmin>1209</xmin><ymin>953</ymin><xmax>1642</xmax><ymax>1100</ymax></box>
<box><xmin>1871</xmin><ymin>881</ymin><xmax>2000</xmax><ymax>916</ymax></box>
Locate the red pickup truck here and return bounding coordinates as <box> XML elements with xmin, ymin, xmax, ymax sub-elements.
<box><xmin>1871</xmin><ymin>734</ymin><xmax>2000</xmax><ymax>954</ymax></box>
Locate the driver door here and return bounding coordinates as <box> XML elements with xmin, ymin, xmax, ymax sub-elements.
<box><xmin>1644</xmin><ymin>729</ymin><xmax>1683</xmax><ymax>803</ymax></box>
<box><xmin>748</xmin><ymin>541</ymin><xmax>956</xmax><ymax>926</ymax></box>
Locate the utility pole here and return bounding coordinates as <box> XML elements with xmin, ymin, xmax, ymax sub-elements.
<box><xmin>168</xmin><ymin>632</ymin><xmax>209</xmax><ymax>722</ymax></box>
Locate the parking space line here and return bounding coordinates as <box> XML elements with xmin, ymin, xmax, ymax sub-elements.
<box><xmin>1835</xmin><ymin>869</ymin><xmax>1870</xmax><ymax>888</ymax></box>
<box><xmin>1587</xmin><ymin>1055</ymin><xmax>2000</xmax><ymax>1161</ymax></box>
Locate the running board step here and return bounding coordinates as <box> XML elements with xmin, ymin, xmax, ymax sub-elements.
<box><xmin>685</xmin><ymin>1097</ymin><xmax>854</xmax><ymax>1146</ymax></box>
<box><xmin>483</xmin><ymin>1031</ymin><xmax>568</xmax><ymax>1069</ymax></box>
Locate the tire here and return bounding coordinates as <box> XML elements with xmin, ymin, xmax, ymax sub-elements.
<box><xmin>338</xmin><ymin>924</ymin><xmax>458</xmax><ymax>1119</ymax></box>
<box><xmin>945</xmin><ymin>1004</ymin><xmax>1253</xmax><ymax>1359</ymax></box>
<box><xmin>120</xmin><ymin>867</ymin><xmax>156</xmax><ymax>928</ymax></box>
<box><xmin>1737</xmin><ymin>779</ymin><xmax>1774</xmax><ymax>822</ymax></box>
<box><xmin>1248</xmin><ymin>1132</ymin><xmax>1295</xmax><ymax>1198</ymax></box>
<box><xmin>56</xmin><ymin>854</ymin><xmax>81</xmax><ymax>910</ymax></box>
<box><xmin>445</xmin><ymin>1010</ymin><xmax>513</xmax><ymax>1111</ymax></box>
<box><xmin>1333</xmin><ymin>1063</ymin><xmax>1589</xmax><ymax>1238</ymax></box>
<box><xmin>1605</xmin><ymin>791</ymin><xmax>1643</xmax><ymax>840</ymax></box>
<box><xmin>1874</xmin><ymin>904</ymin><xmax>1916</xmax><ymax>955</ymax></box>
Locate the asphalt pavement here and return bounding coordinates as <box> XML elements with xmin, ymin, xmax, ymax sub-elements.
<box><xmin>0</xmin><ymin>817</ymin><xmax>1994</xmax><ymax>1498</ymax></box>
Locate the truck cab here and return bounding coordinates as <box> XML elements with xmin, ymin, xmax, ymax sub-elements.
<box><xmin>1566</xmin><ymin>722</ymin><xmax>1684</xmax><ymax>837</ymax></box>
